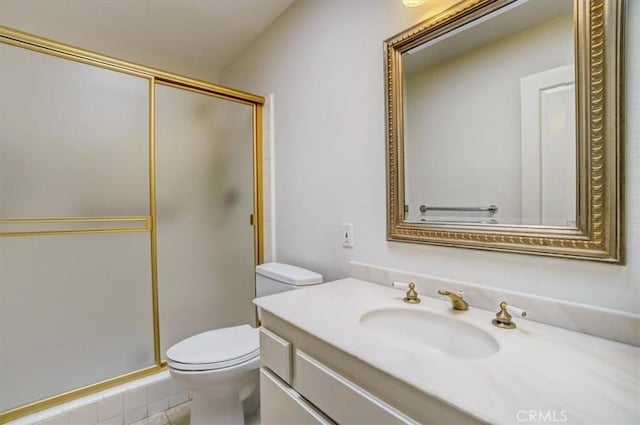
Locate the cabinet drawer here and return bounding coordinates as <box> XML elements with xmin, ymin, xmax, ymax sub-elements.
<box><xmin>261</xmin><ymin>367</ymin><xmax>334</xmax><ymax>425</ymax></box>
<box><xmin>295</xmin><ymin>350</ymin><xmax>418</xmax><ymax>425</ymax></box>
<box><xmin>260</xmin><ymin>327</ymin><xmax>292</xmax><ymax>382</ymax></box>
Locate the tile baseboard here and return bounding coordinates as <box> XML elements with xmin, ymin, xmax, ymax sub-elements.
<box><xmin>8</xmin><ymin>371</ymin><xmax>191</xmax><ymax>425</ymax></box>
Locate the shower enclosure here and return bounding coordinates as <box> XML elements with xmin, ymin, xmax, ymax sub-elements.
<box><xmin>0</xmin><ymin>26</ymin><xmax>263</xmax><ymax>422</ymax></box>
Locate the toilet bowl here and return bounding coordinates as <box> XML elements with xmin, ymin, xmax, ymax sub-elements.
<box><xmin>166</xmin><ymin>263</ymin><xmax>323</xmax><ymax>425</ymax></box>
<box><xmin>167</xmin><ymin>325</ymin><xmax>260</xmax><ymax>425</ymax></box>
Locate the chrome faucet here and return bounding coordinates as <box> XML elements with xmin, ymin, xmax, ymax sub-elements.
<box><xmin>438</xmin><ymin>290</ymin><xmax>469</xmax><ymax>311</ymax></box>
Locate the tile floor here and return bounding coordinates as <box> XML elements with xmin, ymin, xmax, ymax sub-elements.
<box><xmin>131</xmin><ymin>402</ymin><xmax>189</xmax><ymax>425</ymax></box>
<box><xmin>131</xmin><ymin>402</ymin><xmax>260</xmax><ymax>425</ymax></box>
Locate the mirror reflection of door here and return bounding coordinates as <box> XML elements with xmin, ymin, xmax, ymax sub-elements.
<box><xmin>520</xmin><ymin>65</ymin><xmax>576</xmax><ymax>227</ymax></box>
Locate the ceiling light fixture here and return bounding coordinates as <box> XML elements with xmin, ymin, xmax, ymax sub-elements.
<box><xmin>402</xmin><ymin>0</ymin><xmax>427</xmax><ymax>7</ymax></box>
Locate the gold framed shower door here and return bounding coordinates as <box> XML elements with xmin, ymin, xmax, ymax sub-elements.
<box><xmin>0</xmin><ymin>26</ymin><xmax>264</xmax><ymax>423</ymax></box>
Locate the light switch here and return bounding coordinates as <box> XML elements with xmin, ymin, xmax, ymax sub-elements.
<box><xmin>342</xmin><ymin>223</ymin><xmax>354</xmax><ymax>248</ymax></box>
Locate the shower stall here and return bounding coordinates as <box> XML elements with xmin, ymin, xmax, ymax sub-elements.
<box><xmin>0</xmin><ymin>26</ymin><xmax>263</xmax><ymax>422</ymax></box>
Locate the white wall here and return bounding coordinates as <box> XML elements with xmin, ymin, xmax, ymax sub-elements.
<box><xmin>262</xmin><ymin>95</ymin><xmax>277</xmax><ymax>262</ymax></box>
<box><xmin>220</xmin><ymin>0</ymin><xmax>640</xmax><ymax>314</ymax></box>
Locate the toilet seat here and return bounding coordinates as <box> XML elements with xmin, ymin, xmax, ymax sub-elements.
<box><xmin>167</xmin><ymin>325</ymin><xmax>259</xmax><ymax>371</ymax></box>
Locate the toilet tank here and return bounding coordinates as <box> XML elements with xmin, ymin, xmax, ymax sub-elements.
<box><xmin>256</xmin><ymin>263</ymin><xmax>323</xmax><ymax>298</ymax></box>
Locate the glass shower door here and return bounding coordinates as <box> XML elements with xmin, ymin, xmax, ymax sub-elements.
<box><xmin>0</xmin><ymin>41</ymin><xmax>154</xmax><ymax>412</ymax></box>
<box><xmin>155</xmin><ymin>84</ymin><xmax>256</xmax><ymax>355</ymax></box>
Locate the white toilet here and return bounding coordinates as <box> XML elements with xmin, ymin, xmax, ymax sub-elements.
<box><xmin>166</xmin><ymin>262</ymin><xmax>323</xmax><ymax>425</ymax></box>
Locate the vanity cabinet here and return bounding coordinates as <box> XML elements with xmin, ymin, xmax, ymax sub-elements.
<box><xmin>260</xmin><ymin>367</ymin><xmax>332</xmax><ymax>425</ymax></box>
<box><xmin>259</xmin><ymin>312</ymin><xmax>482</xmax><ymax>425</ymax></box>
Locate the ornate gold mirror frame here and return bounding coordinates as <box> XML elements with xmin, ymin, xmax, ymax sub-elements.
<box><xmin>385</xmin><ymin>0</ymin><xmax>624</xmax><ymax>263</ymax></box>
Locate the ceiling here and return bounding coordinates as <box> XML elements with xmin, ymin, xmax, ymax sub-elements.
<box><xmin>0</xmin><ymin>0</ymin><xmax>296</xmax><ymax>79</ymax></box>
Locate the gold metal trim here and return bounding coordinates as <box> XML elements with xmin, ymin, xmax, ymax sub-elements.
<box><xmin>0</xmin><ymin>217</ymin><xmax>151</xmax><ymax>237</ymax></box>
<box><xmin>252</xmin><ymin>104</ymin><xmax>265</xmax><ymax>327</ymax></box>
<box><xmin>0</xmin><ymin>216</ymin><xmax>150</xmax><ymax>223</ymax></box>
<box><xmin>0</xmin><ymin>26</ymin><xmax>264</xmax><ymax>104</ymax></box>
<box><xmin>154</xmin><ymin>76</ymin><xmax>262</xmax><ymax>105</ymax></box>
<box><xmin>384</xmin><ymin>0</ymin><xmax>624</xmax><ymax>263</ymax></box>
<box><xmin>0</xmin><ymin>227</ymin><xmax>149</xmax><ymax>238</ymax></box>
<box><xmin>155</xmin><ymin>80</ymin><xmax>259</xmax><ymax>106</ymax></box>
<box><xmin>0</xmin><ymin>365</ymin><xmax>165</xmax><ymax>423</ymax></box>
<box><xmin>254</xmin><ymin>104</ymin><xmax>265</xmax><ymax>266</ymax></box>
<box><xmin>0</xmin><ymin>29</ymin><xmax>153</xmax><ymax>79</ymax></box>
<box><xmin>0</xmin><ymin>25</ymin><xmax>265</xmax><ymax>421</ymax></box>
<box><xmin>149</xmin><ymin>77</ymin><xmax>162</xmax><ymax>366</ymax></box>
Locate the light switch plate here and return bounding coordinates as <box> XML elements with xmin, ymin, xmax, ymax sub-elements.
<box><xmin>342</xmin><ymin>223</ymin><xmax>354</xmax><ymax>248</ymax></box>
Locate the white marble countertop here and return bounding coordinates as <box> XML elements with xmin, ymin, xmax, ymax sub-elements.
<box><xmin>254</xmin><ymin>278</ymin><xmax>640</xmax><ymax>425</ymax></box>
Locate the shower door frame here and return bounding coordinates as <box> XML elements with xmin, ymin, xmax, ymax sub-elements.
<box><xmin>0</xmin><ymin>25</ymin><xmax>264</xmax><ymax>423</ymax></box>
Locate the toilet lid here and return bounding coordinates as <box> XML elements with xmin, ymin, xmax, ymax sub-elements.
<box><xmin>166</xmin><ymin>325</ymin><xmax>259</xmax><ymax>371</ymax></box>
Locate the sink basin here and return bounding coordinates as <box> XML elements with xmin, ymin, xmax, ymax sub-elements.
<box><xmin>360</xmin><ymin>308</ymin><xmax>499</xmax><ymax>359</ymax></box>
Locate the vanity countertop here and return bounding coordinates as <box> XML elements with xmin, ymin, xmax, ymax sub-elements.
<box><xmin>254</xmin><ymin>278</ymin><xmax>640</xmax><ymax>425</ymax></box>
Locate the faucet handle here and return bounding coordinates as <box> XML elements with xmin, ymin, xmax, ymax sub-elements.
<box><xmin>492</xmin><ymin>301</ymin><xmax>527</xmax><ymax>329</ymax></box>
<box><xmin>404</xmin><ymin>282</ymin><xmax>421</xmax><ymax>304</ymax></box>
<box><xmin>508</xmin><ymin>304</ymin><xmax>527</xmax><ymax>318</ymax></box>
<box><xmin>393</xmin><ymin>281</ymin><xmax>421</xmax><ymax>304</ymax></box>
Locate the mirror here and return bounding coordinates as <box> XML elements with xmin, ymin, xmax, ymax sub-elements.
<box><xmin>385</xmin><ymin>0</ymin><xmax>623</xmax><ymax>262</ymax></box>
<box><xmin>404</xmin><ymin>0</ymin><xmax>574</xmax><ymax>226</ymax></box>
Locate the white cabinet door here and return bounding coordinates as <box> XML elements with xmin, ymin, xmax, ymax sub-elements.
<box><xmin>294</xmin><ymin>350</ymin><xmax>419</xmax><ymax>425</ymax></box>
<box><xmin>260</xmin><ymin>327</ymin><xmax>293</xmax><ymax>383</ymax></box>
<box><xmin>260</xmin><ymin>367</ymin><xmax>334</xmax><ymax>425</ymax></box>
